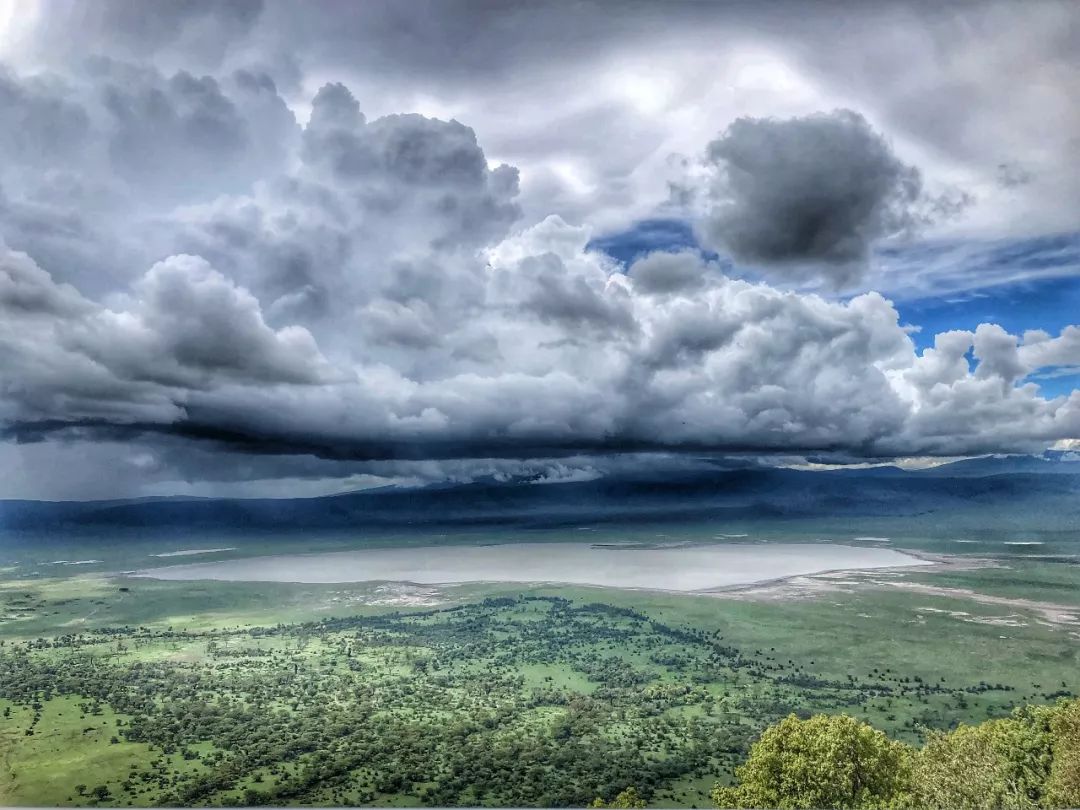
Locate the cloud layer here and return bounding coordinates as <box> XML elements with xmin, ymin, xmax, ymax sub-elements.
<box><xmin>3</xmin><ymin>203</ymin><xmax>1078</xmax><ymax>469</ymax></box>
<box><xmin>0</xmin><ymin>1</ymin><xmax>1078</xmax><ymax>498</ymax></box>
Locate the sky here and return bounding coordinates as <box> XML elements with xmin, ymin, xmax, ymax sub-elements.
<box><xmin>0</xmin><ymin>0</ymin><xmax>1078</xmax><ymax>500</ymax></box>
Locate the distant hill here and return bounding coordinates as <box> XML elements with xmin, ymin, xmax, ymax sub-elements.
<box><xmin>920</xmin><ymin>450</ymin><xmax>1080</xmax><ymax>477</ymax></box>
<box><xmin>2</xmin><ymin>461</ymin><xmax>1078</xmax><ymax>535</ymax></box>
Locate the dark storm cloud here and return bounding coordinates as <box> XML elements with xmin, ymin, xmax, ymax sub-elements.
<box><xmin>0</xmin><ymin>427</ymin><xmax>738</xmax><ymax>500</ymax></box>
<box><xmin>693</xmin><ymin>110</ymin><xmax>950</xmax><ymax>287</ymax></box>
<box><xmin>0</xmin><ymin>417</ymin><xmax>891</xmax><ymax>464</ymax></box>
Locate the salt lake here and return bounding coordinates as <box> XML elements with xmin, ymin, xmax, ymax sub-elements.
<box><xmin>138</xmin><ymin>541</ymin><xmax>926</xmax><ymax>592</ymax></box>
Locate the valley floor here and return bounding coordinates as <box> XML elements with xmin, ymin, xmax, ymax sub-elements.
<box><xmin>0</xmin><ymin>540</ymin><xmax>1078</xmax><ymax>807</ymax></box>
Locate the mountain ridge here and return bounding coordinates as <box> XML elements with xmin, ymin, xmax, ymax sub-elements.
<box><xmin>3</xmin><ymin>459</ymin><xmax>1078</xmax><ymax>534</ymax></box>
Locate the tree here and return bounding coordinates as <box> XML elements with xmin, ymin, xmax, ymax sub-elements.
<box><xmin>911</xmin><ymin>713</ymin><xmax>1052</xmax><ymax>809</ymax></box>
<box><xmin>1045</xmin><ymin>700</ymin><xmax>1080</xmax><ymax>808</ymax></box>
<box><xmin>90</xmin><ymin>785</ymin><xmax>111</xmax><ymax>801</ymax></box>
<box><xmin>591</xmin><ymin>786</ymin><xmax>647</xmax><ymax>808</ymax></box>
<box><xmin>712</xmin><ymin>714</ymin><xmax>911</xmax><ymax>809</ymax></box>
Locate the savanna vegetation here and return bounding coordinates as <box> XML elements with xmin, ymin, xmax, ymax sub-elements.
<box><xmin>1</xmin><ymin>573</ymin><xmax>1078</xmax><ymax>808</ymax></box>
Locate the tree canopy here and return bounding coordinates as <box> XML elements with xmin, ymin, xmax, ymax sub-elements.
<box><xmin>714</xmin><ymin>701</ymin><xmax>1080</xmax><ymax>810</ymax></box>
<box><xmin>712</xmin><ymin>714</ymin><xmax>911</xmax><ymax>809</ymax></box>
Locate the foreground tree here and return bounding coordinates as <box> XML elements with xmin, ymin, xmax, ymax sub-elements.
<box><xmin>714</xmin><ymin>700</ymin><xmax>1080</xmax><ymax>809</ymax></box>
<box><xmin>1046</xmin><ymin>700</ymin><xmax>1080</xmax><ymax>808</ymax></box>
<box><xmin>910</xmin><ymin>713</ymin><xmax>1052</xmax><ymax>809</ymax></box>
<box><xmin>711</xmin><ymin>714</ymin><xmax>911</xmax><ymax>809</ymax></box>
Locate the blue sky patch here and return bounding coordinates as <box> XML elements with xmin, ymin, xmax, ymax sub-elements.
<box><xmin>587</xmin><ymin>218</ymin><xmax>706</xmax><ymax>266</ymax></box>
<box><xmin>895</xmin><ymin>274</ymin><xmax>1080</xmax><ymax>351</ymax></box>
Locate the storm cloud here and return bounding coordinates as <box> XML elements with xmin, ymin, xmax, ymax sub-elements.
<box><xmin>3</xmin><ymin>205</ymin><xmax>1078</xmax><ymax>471</ymax></box>
<box><xmin>0</xmin><ymin>1</ymin><xmax>1078</xmax><ymax>498</ymax></box>
<box><xmin>691</xmin><ymin>110</ymin><xmax>950</xmax><ymax>287</ymax></box>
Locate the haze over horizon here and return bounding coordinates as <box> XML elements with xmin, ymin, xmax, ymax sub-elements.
<box><xmin>1</xmin><ymin>0</ymin><xmax>1079</xmax><ymax>500</ymax></box>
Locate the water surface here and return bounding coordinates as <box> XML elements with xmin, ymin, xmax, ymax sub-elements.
<box><xmin>138</xmin><ymin>542</ymin><xmax>925</xmax><ymax>591</ymax></box>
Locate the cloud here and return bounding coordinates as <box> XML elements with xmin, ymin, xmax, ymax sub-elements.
<box><xmin>3</xmin><ymin>206</ymin><xmax>1077</xmax><ymax>474</ymax></box>
<box><xmin>0</xmin><ymin>66</ymin><xmax>91</xmax><ymax>167</ymax></box>
<box><xmin>1020</xmin><ymin>326</ymin><xmax>1080</xmax><ymax>371</ymax></box>
<box><xmin>9</xmin><ymin>1</ymin><xmax>1079</xmax><ymax>249</ymax></box>
<box><xmin>299</xmin><ymin>83</ymin><xmax>520</xmax><ymax>250</ymax></box>
<box><xmin>996</xmin><ymin>162</ymin><xmax>1034</xmax><ymax>189</ymax></box>
<box><xmin>0</xmin><ymin>244</ymin><xmax>90</xmax><ymax>316</ymax></box>
<box><xmin>972</xmin><ymin>323</ymin><xmax>1026</xmax><ymax>388</ymax></box>
<box><xmin>886</xmin><ymin>325</ymin><xmax>1080</xmax><ymax>455</ymax></box>
<box><xmin>628</xmin><ymin>250</ymin><xmax>709</xmax><ymax>294</ymax></box>
<box><xmin>0</xmin><ymin>434</ymin><xmax>688</xmax><ymax>501</ymax></box>
<box><xmin>98</xmin><ymin>59</ymin><xmax>298</xmax><ymax>202</ymax></box>
<box><xmin>0</xmin><ymin>244</ymin><xmax>332</xmax><ymax>427</ymax></box>
<box><xmin>154</xmin><ymin>82</ymin><xmax>520</xmax><ymax>345</ymax></box>
<box><xmin>0</xmin><ymin>60</ymin><xmax>299</xmax><ymax>302</ymax></box>
<box><xmin>689</xmin><ymin>110</ymin><xmax>961</xmax><ymax>287</ymax></box>
<box><xmin>120</xmin><ymin>255</ymin><xmax>332</xmax><ymax>385</ymax></box>
<box><xmin>517</xmin><ymin>251</ymin><xmax>636</xmax><ymax>338</ymax></box>
<box><xmin>18</xmin><ymin>0</ymin><xmax>266</xmax><ymax>73</ymax></box>
<box><xmin>0</xmin><ymin>60</ymin><xmax>298</xmax><ymax>202</ymax></box>
<box><xmin>867</xmin><ymin>232</ymin><xmax>1080</xmax><ymax>301</ymax></box>
<box><xmin>0</xmin><ymin>10</ymin><xmax>1078</xmax><ymax>499</ymax></box>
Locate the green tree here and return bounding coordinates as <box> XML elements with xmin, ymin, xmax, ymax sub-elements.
<box><xmin>90</xmin><ymin>785</ymin><xmax>111</xmax><ymax>801</ymax></box>
<box><xmin>591</xmin><ymin>786</ymin><xmax>647</xmax><ymax>808</ymax></box>
<box><xmin>1045</xmin><ymin>700</ymin><xmax>1080</xmax><ymax>808</ymax></box>
<box><xmin>712</xmin><ymin>714</ymin><xmax>912</xmax><ymax>809</ymax></box>
<box><xmin>911</xmin><ymin>713</ymin><xmax>1053</xmax><ymax>809</ymax></box>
